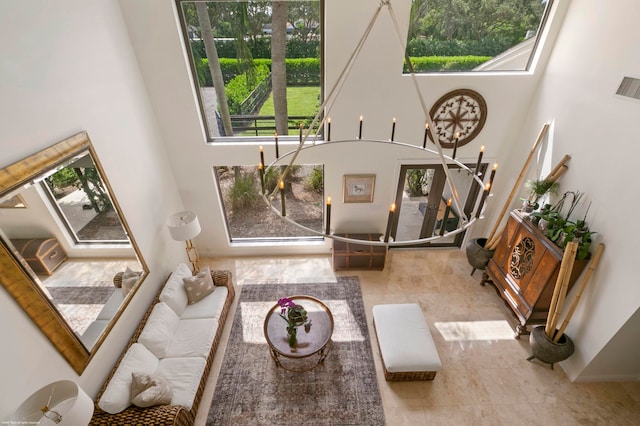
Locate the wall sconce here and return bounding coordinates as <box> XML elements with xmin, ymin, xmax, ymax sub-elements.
<box><xmin>167</xmin><ymin>210</ymin><xmax>201</xmax><ymax>273</ymax></box>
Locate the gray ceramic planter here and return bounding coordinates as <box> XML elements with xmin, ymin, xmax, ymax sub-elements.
<box><xmin>465</xmin><ymin>237</ymin><xmax>496</xmax><ymax>275</ymax></box>
<box><xmin>527</xmin><ymin>325</ymin><xmax>575</xmax><ymax>369</ymax></box>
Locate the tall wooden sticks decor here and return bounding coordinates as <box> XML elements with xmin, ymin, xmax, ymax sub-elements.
<box><xmin>484</xmin><ymin>124</ymin><xmax>549</xmax><ymax>249</ymax></box>
<box><xmin>485</xmin><ymin>126</ymin><xmax>572</xmax><ymax>251</ymax></box>
<box><xmin>545</xmin><ymin>241</ymin><xmax>579</xmax><ymax>339</ymax></box>
<box><xmin>552</xmin><ymin>243</ymin><xmax>605</xmax><ymax>342</ymax></box>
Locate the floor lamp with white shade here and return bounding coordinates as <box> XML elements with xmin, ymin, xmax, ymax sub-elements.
<box><xmin>167</xmin><ymin>210</ymin><xmax>202</xmax><ymax>273</ymax></box>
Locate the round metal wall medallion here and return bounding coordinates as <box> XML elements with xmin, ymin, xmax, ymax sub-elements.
<box><xmin>428</xmin><ymin>89</ymin><xmax>487</xmax><ymax>148</ymax></box>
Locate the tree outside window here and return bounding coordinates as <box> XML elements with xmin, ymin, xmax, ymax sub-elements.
<box><xmin>177</xmin><ymin>0</ymin><xmax>322</xmax><ymax>140</ymax></box>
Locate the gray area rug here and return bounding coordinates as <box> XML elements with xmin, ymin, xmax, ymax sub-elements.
<box><xmin>45</xmin><ymin>286</ymin><xmax>116</xmax><ymax>335</ymax></box>
<box><xmin>207</xmin><ymin>277</ymin><xmax>385</xmax><ymax>425</ymax></box>
<box><xmin>46</xmin><ymin>286</ymin><xmax>114</xmax><ymax>304</ymax></box>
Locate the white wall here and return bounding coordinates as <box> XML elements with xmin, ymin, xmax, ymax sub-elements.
<box><xmin>519</xmin><ymin>0</ymin><xmax>640</xmax><ymax>380</ymax></box>
<box><xmin>0</xmin><ymin>0</ymin><xmax>186</xmax><ymax>419</ymax></box>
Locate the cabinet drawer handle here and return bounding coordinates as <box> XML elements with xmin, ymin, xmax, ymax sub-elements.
<box><xmin>49</xmin><ymin>251</ymin><xmax>58</xmax><ymax>259</ymax></box>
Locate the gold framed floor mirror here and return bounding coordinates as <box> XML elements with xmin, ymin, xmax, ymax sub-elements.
<box><xmin>0</xmin><ymin>131</ymin><xmax>148</xmax><ymax>373</ymax></box>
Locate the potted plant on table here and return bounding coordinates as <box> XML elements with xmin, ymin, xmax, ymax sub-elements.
<box><xmin>277</xmin><ymin>297</ymin><xmax>312</xmax><ymax>347</ymax></box>
<box><xmin>521</xmin><ymin>178</ymin><xmax>559</xmax><ymax>213</ymax></box>
<box><xmin>542</xmin><ymin>191</ymin><xmax>594</xmax><ymax>260</ymax></box>
<box><xmin>555</xmin><ymin>221</ymin><xmax>596</xmax><ymax>260</ymax></box>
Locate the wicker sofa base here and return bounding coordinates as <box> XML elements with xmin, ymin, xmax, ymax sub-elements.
<box><xmin>382</xmin><ymin>368</ymin><xmax>437</xmax><ymax>381</ymax></box>
<box><xmin>375</xmin><ymin>327</ymin><xmax>439</xmax><ymax>381</ymax></box>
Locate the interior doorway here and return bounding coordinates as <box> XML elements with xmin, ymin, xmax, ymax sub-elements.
<box><xmin>391</xmin><ymin>163</ymin><xmax>487</xmax><ymax>248</ymax></box>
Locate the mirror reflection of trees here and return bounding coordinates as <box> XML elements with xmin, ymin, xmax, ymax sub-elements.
<box><xmin>43</xmin><ymin>154</ymin><xmax>127</xmax><ymax>242</ymax></box>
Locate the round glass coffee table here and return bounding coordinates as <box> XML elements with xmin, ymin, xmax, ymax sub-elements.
<box><xmin>264</xmin><ymin>295</ymin><xmax>334</xmax><ymax>371</ymax></box>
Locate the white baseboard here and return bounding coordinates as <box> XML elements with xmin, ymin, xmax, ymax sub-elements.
<box><xmin>572</xmin><ymin>374</ymin><xmax>640</xmax><ymax>383</ymax></box>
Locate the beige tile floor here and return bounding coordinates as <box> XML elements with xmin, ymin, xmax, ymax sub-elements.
<box><xmin>196</xmin><ymin>250</ymin><xmax>640</xmax><ymax>425</ymax></box>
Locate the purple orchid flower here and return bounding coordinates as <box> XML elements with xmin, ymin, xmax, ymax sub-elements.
<box><xmin>277</xmin><ymin>297</ymin><xmax>295</xmax><ymax>315</ymax></box>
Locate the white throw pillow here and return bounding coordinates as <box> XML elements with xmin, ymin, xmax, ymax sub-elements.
<box><xmin>98</xmin><ymin>343</ymin><xmax>159</xmax><ymax>414</ymax></box>
<box><xmin>183</xmin><ymin>266</ymin><xmax>214</xmax><ymax>304</ymax></box>
<box><xmin>181</xmin><ymin>287</ymin><xmax>228</xmax><ymax>320</ymax></box>
<box><xmin>137</xmin><ymin>302</ymin><xmax>180</xmax><ymax>358</ymax></box>
<box><xmin>159</xmin><ymin>264</ymin><xmax>192</xmax><ymax>315</ymax></box>
<box><xmin>122</xmin><ymin>266</ymin><xmax>142</xmax><ymax>296</ymax></box>
<box><xmin>130</xmin><ymin>372</ymin><xmax>173</xmax><ymax>408</ymax></box>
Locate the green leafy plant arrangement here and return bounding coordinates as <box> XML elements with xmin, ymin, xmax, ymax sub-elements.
<box><xmin>553</xmin><ymin>218</ymin><xmax>595</xmax><ymax>260</ymax></box>
<box><xmin>522</xmin><ymin>178</ymin><xmax>559</xmax><ymax>210</ymax></box>
<box><xmin>535</xmin><ymin>190</ymin><xmax>595</xmax><ymax>260</ymax></box>
<box><xmin>277</xmin><ymin>297</ymin><xmax>312</xmax><ymax>347</ymax></box>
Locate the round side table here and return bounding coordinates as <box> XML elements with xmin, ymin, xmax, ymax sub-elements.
<box><xmin>264</xmin><ymin>295</ymin><xmax>334</xmax><ymax>371</ymax></box>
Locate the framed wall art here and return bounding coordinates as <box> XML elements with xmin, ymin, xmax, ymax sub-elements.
<box><xmin>343</xmin><ymin>174</ymin><xmax>375</xmax><ymax>203</ymax></box>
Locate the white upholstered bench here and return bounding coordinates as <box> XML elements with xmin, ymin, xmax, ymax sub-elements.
<box><xmin>372</xmin><ymin>303</ymin><xmax>442</xmax><ymax>381</ymax></box>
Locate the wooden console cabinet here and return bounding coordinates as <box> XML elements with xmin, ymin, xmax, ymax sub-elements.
<box><xmin>481</xmin><ymin>211</ymin><xmax>587</xmax><ymax>338</ymax></box>
<box><xmin>332</xmin><ymin>233</ymin><xmax>386</xmax><ymax>271</ymax></box>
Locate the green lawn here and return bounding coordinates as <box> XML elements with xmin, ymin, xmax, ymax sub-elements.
<box><xmin>238</xmin><ymin>86</ymin><xmax>321</xmax><ymax>136</ymax></box>
<box><xmin>259</xmin><ymin>86</ymin><xmax>320</xmax><ymax>117</ymax></box>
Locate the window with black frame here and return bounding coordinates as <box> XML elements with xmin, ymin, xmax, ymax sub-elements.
<box><xmin>405</xmin><ymin>0</ymin><xmax>553</xmax><ymax>73</ymax></box>
<box><xmin>176</xmin><ymin>0</ymin><xmax>322</xmax><ymax>141</ymax></box>
<box><xmin>214</xmin><ymin>164</ymin><xmax>324</xmax><ymax>242</ymax></box>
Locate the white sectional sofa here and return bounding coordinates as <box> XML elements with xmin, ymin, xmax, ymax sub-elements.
<box><xmin>89</xmin><ymin>264</ymin><xmax>235</xmax><ymax>426</ymax></box>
